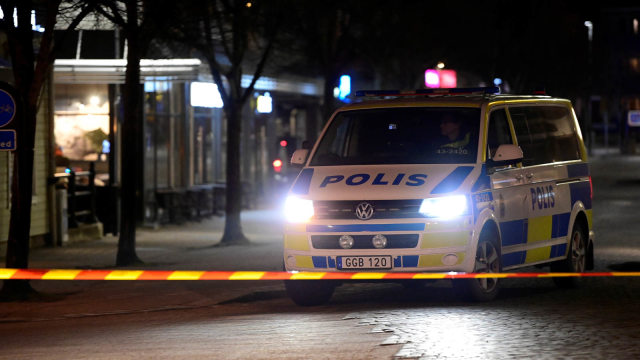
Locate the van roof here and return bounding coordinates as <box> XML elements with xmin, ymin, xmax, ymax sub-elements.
<box><xmin>341</xmin><ymin>91</ymin><xmax>570</xmax><ymax>111</ymax></box>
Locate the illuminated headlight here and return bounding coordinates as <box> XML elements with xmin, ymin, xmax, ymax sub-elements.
<box><xmin>284</xmin><ymin>196</ymin><xmax>314</xmax><ymax>223</ymax></box>
<box><xmin>419</xmin><ymin>195</ymin><xmax>468</xmax><ymax>219</ymax></box>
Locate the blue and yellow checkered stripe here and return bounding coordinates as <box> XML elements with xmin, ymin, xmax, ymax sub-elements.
<box><xmin>500</xmin><ymin>176</ymin><xmax>592</xmax><ymax>268</ymax></box>
<box><xmin>500</xmin><ymin>213</ymin><xmax>571</xmax><ymax>267</ymax></box>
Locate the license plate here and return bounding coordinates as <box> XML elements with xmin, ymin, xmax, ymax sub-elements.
<box><xmin>337</xmin><ymin>256</ymin><xmax>392</xmax><ymax>270</ymax></box>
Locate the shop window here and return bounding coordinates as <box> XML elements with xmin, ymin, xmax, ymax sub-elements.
<box><xmin>54</xmin><ymin>84</ymin><xmax>110</xmax><ymax>175</ymax></box>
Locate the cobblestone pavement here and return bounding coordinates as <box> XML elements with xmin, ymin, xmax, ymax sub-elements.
<box><xmin>339</xmin><ymin>279</ymin><xmax>640</xmax><ymax>359</ymax></box>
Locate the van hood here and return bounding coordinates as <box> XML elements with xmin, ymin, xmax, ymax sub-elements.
<box><xmin>289</xmin><ymin>164</ymin><xmax>486</xmax><ymax>200</ymax></box>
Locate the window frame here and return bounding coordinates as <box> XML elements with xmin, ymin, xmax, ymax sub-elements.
<box><xmin>485</xmin><ymin>106</ymin><xmax>517</xmax><ymax>162</ymax></box>
<box><xmin>505</xmin><ymin>103</ymin><xmax>582</xmax><ymax>167</ymax></box>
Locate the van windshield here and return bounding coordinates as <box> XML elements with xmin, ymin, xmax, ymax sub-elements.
<box><xmin>310</xmin><ymin>107</ymin><xmax>480</xmax><ymax>166</ymax></box>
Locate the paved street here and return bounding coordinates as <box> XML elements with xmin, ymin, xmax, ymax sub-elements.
<box><xmin>1</xmin><ymin>151</ymin><xmax>640</xmax><ymax>359</ymax></box>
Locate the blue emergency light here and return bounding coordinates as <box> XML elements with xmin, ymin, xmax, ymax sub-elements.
<box><xmin>355</xmin><ymin>86</ymin><xmax>501</xmax><ymax>97</ymax></box>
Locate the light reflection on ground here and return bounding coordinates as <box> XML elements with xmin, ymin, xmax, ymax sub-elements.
<box><xmin>348</xmin><ymin>304</ymin><xmax>640</xmax><ymax>359</ymax></box>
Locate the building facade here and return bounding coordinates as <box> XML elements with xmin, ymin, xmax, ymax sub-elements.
<box><xmin>1</xmin><ymin>52</ymin><xmax>323</xmax><ymax>251</ymax></box>
<box><xmin>0</xmin><ymin>69</ymin><xmax>54</xmax><ymax>252</ymax></box>
<box><xmin>53</xmin><ymin>58</ymin><xmax>323</xmax><ymax>230</ymax></box>
<box><xmin>588</xmin><ymin>6</ymin><xmax>640</xmax><ymax>153</ymax></box>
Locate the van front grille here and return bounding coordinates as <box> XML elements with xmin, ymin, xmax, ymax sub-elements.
<box><xmin>313</xmin><ymin>199</ymin><xmax>423</xmax><ymax>220</ymax></box>
<box><xmin>311</xmin><ymin>234</ymin><xmax>420</xmax><ymax>249</ymax></box>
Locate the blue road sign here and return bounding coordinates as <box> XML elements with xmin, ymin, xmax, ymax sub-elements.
<box><xmin>0</xmin><ymin>129</ymin><xmax>16</xmax><ymax>151</ymax></box>
<box><xmin>629</xmin><ymin>110</ymin><xmax>640</xmax><ymax>127</ymax></box>
<box><xmin>0</xmin><ymin>89</ymin><xmax>16</xmax><ymax>128</ymax></box>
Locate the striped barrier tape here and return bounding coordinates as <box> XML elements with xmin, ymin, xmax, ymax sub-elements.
<box><xmin>1</xmin><ymin>268</ymin><xmax>640</xmax><ymax>281</ymax></box>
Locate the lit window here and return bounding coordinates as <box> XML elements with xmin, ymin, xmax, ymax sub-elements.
<box><xmin>190</xmin><ymin>82</ymin><xmax>223</xmax><ymax>108</ymax></box>
<box><xmin>257</xmin><ymin>92</ymin><xmax>272</xmax><ymax>113</ymax></box>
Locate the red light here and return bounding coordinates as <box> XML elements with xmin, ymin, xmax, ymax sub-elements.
<box><xmin>589</xmin><ymin>176</ymin><xmax>593</xmax><ymax>199</ymax></box>
<box><xmin>280</xmin><ymin>140</ymin><xmax>288</xmax><ymax>147</ymax></box>
<box><xmin>272</xmin><ymin>159</ymin><xmax>283</xmax><ymax>172</ymax></box>
<box><xmin>439</xmin><ymin>70</ymin><xmax>457</xmax><ymax>88</ymax></box>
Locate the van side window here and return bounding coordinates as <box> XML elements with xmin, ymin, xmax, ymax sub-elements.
<box><xmin>509</xmin><ymin>106</ymin><xmax>581</xmax><ymax>166</ymax></box>
<box><xmin>542</xmin><ymin>106</ymin><xmax>582</xmax><ymax>162</ymax></box>
<box><xmin>487</xmin><ymin>109</ymin><xmax>513</xmax><ymax>160</ymax></box>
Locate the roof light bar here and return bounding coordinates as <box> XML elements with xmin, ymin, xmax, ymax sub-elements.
<box><xmin>355</xmin><ymin>86</ymin><xmax>501</xmax><ymax>97</ymax></box>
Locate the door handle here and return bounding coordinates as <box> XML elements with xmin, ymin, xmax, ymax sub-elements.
<box><xmin>515</xmin><ymin>174</ymin><xmax>524</xmax><ymax>181</ymax></box>
<box><xmin>525</xmin><ymin>173</ymin><xmax>534</xmax><ymax>180</ymax></box>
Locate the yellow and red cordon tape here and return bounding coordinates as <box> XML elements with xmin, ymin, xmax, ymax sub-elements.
<box><xmin>1</xmin><ymin>268</ymin><xmax>640</xmax><ymax>280</ymax></box>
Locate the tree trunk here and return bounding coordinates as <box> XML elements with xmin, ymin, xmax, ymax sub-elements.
<box><xmin>2</xmin><ymin>82</ymin><xmax>38</xmax><ymax>297</ymax></box>
<box><xmin>116</xmin><ymin>1</ymin><xmax>143</xmax><ymax>265</ymax></box>
<box><xmin>6</xmin><ymin>147</ymin><xmax>35</xmax><ymax>270</ymax></box>
<box><xmin>2</xmin><ymin>126</ymin><xmax>37</xmax><ymax>298</ymax></box>
<box><xmin>220</xmin><ymin>102</ymin><xmax>249</xmax><ymax>245</ymax></box>
<box><xmin>322</xmin><ymin>69</ymin><xmax>339</xmax><ymax>124</ymax></box>
<box><xmin>1</xmin><ymin>5</ymin><xmax>39</xmax><ymax>296</ymax></box>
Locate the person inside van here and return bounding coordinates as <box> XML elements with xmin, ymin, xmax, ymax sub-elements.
<box><xmin>435</xmin><ymin>113</ymin><xmax>471</xmax><ymax>155</ymax></box>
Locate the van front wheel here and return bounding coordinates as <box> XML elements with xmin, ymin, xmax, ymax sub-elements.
<box><xmin>284</xmin><ymin>280</ymin><xmax>335</xmax><ymax>306</ymax></box>
<box><xmin>454</xmin><ymin>232</ymin><xmax>501</xmax><ymax>301</ymax></box>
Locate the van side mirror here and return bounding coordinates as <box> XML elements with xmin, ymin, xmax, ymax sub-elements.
<box><xmin>487</xmin><ymin>144</ymin><xmax>523</xmax><ymax>172</ymax></box>
<box><xmin>291</xmin><ymin>149</ymin><xmax>309</xmax><ymax>166</ymax></box>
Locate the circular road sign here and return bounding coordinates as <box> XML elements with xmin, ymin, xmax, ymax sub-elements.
<box><xmin>0</xmin><ymin>89</ymin><xmax>16</xmax><ymax>128</ymax></box>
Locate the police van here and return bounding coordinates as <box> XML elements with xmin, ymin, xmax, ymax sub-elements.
<box><xmin>283</xmin><ymin>87</ymin><xmax>594</xmax><ymax>305</ymax></box>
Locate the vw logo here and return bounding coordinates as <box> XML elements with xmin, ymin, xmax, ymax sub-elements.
<box><xmin>355</xmin><ymin>202</ymin><xmax>374</xmax><ymax>220</ymax></box>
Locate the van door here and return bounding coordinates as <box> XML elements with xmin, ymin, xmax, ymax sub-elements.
<box><xmin>485</xmin><ymin>108</ymin><xmax>529</xmax><ymax>269</ymax></box>
<box><xmin>508</xmin><ymin>105</ymin><xmax>581</xmax><ymax>265</ymax></box>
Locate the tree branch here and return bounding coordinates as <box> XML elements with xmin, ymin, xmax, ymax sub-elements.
<box><xmin>94</xmin><ymin>1</ymin><xmax>126</xmax><ymax>27</ymax></box>
<box><xmin>47</xmin><ymin>2</ymin><xmax>97</xmax><ymax>65</ymax></box>
<box><xmin>241</xmin><ymin>19</ymin><xmax>278</xmax><ymax>104</ymax></box>
<box><xmin>213</xmin><ymin>0</ymin><xmax>232</xmax><ymax>63</ymax></box>
<box><xmin>29</xmin><ymin>0</ymin><xmax>63</xmax><ymax>106</ymax></box>
<box><xmin>201</xmin><ymin>5</ymin><xmax>229</xmax><ymax>104</ymax></box>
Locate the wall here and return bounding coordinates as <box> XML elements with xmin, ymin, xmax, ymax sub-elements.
<box><xmin>0</xmin><ymin>79</ymin><xmax>52</xmax><ymax>249</ymax></box>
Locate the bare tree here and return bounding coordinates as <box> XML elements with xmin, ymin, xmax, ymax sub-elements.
<box><xmin>93</xmin><ymin>0</ymin><xmax>152</xmax><ymax>265</ymax></box>
<box><xmin>288</xmin><ymin>1</ymin><xmax>355</xmax><ymax>123</ymax></box>
<box><xmin>0</xmin><ymin>0</ymin><xmax>94</xmax><ymax>298</ymax></box>
<box><xmin>164</xmin><ymin>0</ymin><xmax>281</xmax><ymax>245</ymax></box>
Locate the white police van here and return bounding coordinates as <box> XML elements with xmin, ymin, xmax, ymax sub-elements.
<box><xmin>283</xmin><ymin>87</ymin><xmax>594</xmax><ymax>305</ymax></box>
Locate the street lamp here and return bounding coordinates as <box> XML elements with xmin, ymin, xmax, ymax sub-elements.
<box><xmin>584</xmin><ymin>21</ymin><xmax>593</xmax><ymax>42</ymax></box>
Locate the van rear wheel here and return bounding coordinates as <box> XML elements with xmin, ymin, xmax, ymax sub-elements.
<box><xmin>551</xmin><ymin>223</ymin><xmax>587</xmax><ymax>288</ymax></box>
<box><xmin>453</xmin><ymin>231</ymin><xmax>501</xmax><ymax>301</ymax></box>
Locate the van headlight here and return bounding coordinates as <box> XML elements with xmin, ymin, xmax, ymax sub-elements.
<box><xmin>419</xmin><ymin>195</ymin><xmax>468</xmax><ymax>219</ymax></box>
<box><xmin>284</xmin><ymin>196</ymin><xmax>314</xmax><ymax>223</ymax></box>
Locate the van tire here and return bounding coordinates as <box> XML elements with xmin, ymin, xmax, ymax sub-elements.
<box><xmin>453</xmin><ymin>230</ymin><xmax>501</xmax><ymax>301</ymax></box>
<box><xmin>551</xmin><ymin>222</ymin><xmax>587</xmax><ymax>288</ymax></box>
<box><xmin>284</xmin><ymin>280</ymin><xmax>335</xmax><ymax>306</ymax></box>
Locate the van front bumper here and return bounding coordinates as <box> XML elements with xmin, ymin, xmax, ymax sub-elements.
<box><xmin>283</xmin><ymin>217</ymin><xmax>475</xmax><ymax>273</ymax></box>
